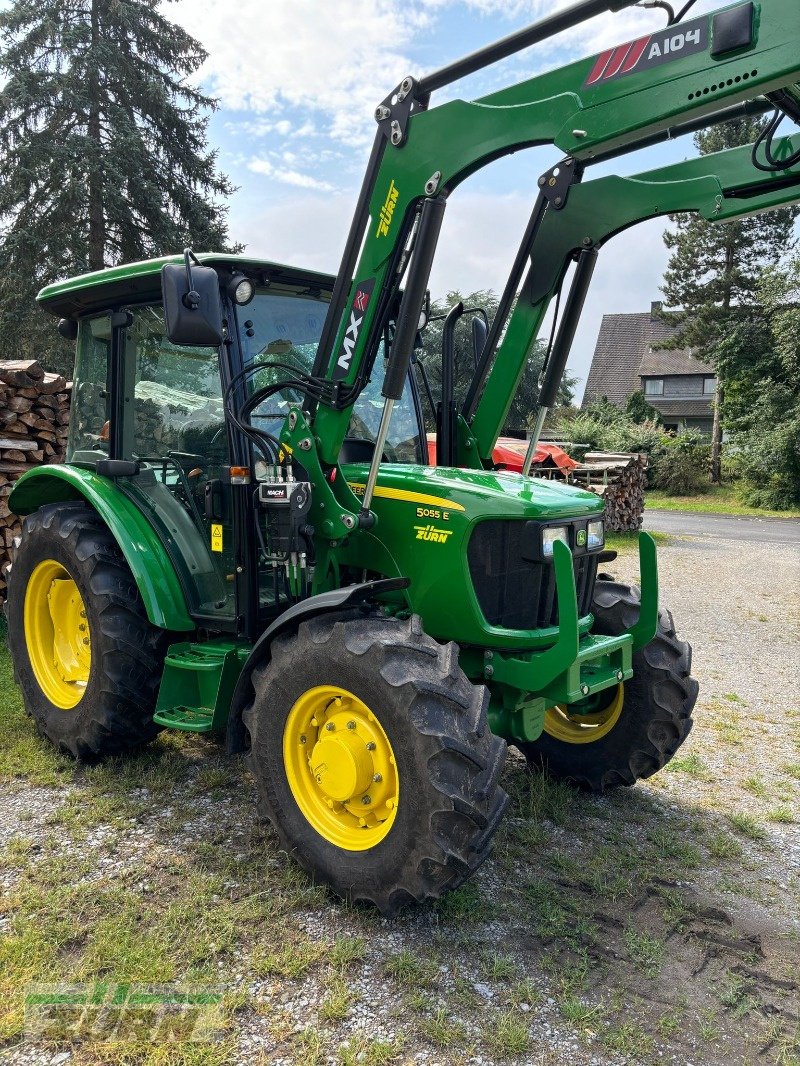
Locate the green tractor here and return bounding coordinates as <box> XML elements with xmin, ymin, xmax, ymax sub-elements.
<box><xmin>7</xmin><ymin>0</ymin><xmax>800</xmax><ymax>913</ymax></box>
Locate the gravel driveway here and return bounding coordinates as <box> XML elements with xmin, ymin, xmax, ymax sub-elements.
<box><xmin>1</xmin><ymin>527</ymin><xmax>798</xmax><ymax>1066</ymax></box>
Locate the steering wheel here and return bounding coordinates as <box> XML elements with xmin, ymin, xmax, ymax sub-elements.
<box><xmin>168</xmin><ymin>451</ymin><xmax>208</xmax><ymax>478</ymax></box>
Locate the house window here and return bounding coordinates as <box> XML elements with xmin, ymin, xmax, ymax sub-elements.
<box><xmin>644</xmin><ymin>378</ymin><xmax>664</xmax><ymax>396</ymax></box>
<box><xmin>703</xmin><ymin>377</ymin><xmax>717</xmax><ymax>395</ymax></box>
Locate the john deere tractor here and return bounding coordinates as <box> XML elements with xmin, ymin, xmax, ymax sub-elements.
<box><xmin>7</xmin><ymin>0</ymin><xmax>800</xmax><ymax>913</ymax></box>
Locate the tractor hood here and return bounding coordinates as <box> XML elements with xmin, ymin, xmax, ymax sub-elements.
<box><xmin>341</xmin><ymin>462</ymin><xmax>603</xmax><ymax>522</ymax></box>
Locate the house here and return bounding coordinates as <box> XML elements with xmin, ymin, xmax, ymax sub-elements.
<box><xmin>583</xmin><ymin>301</ymin><xmax>717</xmax><ymax>435</ymax></box>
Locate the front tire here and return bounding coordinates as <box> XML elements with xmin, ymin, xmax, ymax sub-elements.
<box><xmin>7</xmin><ymin>503</ymin><xmax>169</xmax><ymax>760</ymax></box>
<box><xmin>519</xmin><ymin>580</ymin><xmax>698</xmax><ymax>791</ymax></box>
<box><xmin>243</xmin><ymin>613</ymin><xmax>508</xmax><ymax>916</ymax></box>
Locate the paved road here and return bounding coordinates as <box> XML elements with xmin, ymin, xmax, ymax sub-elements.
<box><xmin>643</xmin><ymin>508</ymin><xmax>800</xmax><ymax>545</ymax></box>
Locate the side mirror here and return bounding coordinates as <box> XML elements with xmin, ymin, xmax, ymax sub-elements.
<box><xmin>161</xmin><ymin>250</ymin><xmax>223</xmax><ymax>346</ymax></box>
<box><xmin>471</xmin><ymin>315</ymin><xmax>487</xmax><ymax>369</ymax></box>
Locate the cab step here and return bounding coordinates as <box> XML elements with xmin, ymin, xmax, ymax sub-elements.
<box><xmin>153</xmin><ymin>640</ymin><xmax>247</xmax><ymax>734</ymax></box>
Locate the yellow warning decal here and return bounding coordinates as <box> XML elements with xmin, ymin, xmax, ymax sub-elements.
<box><xmin>211</xmin><ymin>524</ymin><xmax>223</xmax><ymax>553</ymax></box>
<box><xmin>347</xmin><ymin>482</ymin><xmax>465</xmax><ymax>512</ymax></box>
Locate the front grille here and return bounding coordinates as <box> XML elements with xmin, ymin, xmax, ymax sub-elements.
<box><xmin>467</xmin><ymin>519</ymin><xmax>598</xmax><ymax>631</ymax></box>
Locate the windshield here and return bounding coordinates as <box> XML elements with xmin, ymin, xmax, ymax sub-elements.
<box><xmin>238</xmin><ymin>288</ymin><xmax>424</xmax><ymax>464</ymax></box>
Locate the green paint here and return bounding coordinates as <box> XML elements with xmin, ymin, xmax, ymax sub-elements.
<box><xmin>154</xmin><ymin>640</ymin><xmax>247</xmax><ymax>733</ymax></box>
<box><xmin>9</xmin><ymin>465</ymin><xmax>194</xmax><ymax>631</ymax></box>
<box><xmin>19</xmin><ymin>2</ymin><xmax>800</xmax><ymax>749</ymax></box>
<box><xmin>37</xmin><ymin>253</ymin><xmax>334</xmax><ymax>318</ymax></box>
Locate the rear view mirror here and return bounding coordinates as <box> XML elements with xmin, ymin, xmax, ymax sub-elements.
<box><xmin>161</xmin><ymin>250</ymin><xmax>223</xmax><ymax>347</ymax></box>
<box><xmin>471</xmin><ymin>315</ymin><xmax>487</xmax><ymax>369</ymax></box>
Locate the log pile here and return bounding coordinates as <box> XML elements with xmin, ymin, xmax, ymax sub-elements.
<box><xmin>567</xmin><ymin>452</ymin><xmax>648</xmax><ymax>532</ymax></box>
<box><xmin>0</xmin><ymin>360</ymin><xmax>71</xmax><ymax>596</ymax></box>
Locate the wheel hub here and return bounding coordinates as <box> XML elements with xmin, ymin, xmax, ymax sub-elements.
<box><xmin>283</xmin><ymin>686</ymin><xmax>399</xmax><ymax>850</ymax></box>
<box><xmin>543</xmin><ymin>683</ymin><xmax>625</xmax><ymax>744</ymax></box>
<box><xmin>310</xmin><ymin>729</ymin><xmax>374</xmax><ymax>803</ymax></box>
<box><xmin>23</xmin><ymin>559</ymin><xmax>91</xmax><ymax>710</ymax></box>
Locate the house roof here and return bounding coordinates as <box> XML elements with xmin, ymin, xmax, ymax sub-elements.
<box><xmin>583</xmin><ymin>313</ymin><xmax>651</xmax><ymax>406</ymax></box>
<box><xmin>584</xmin><ymin>308</ymin><xmax>714</xmax><ymax>406</ymax></box>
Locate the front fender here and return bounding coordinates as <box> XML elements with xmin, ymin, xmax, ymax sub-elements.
<box><xmin>225</xmin><ymin>577</ymin><xmax>410</xmax><ymax>754</ymax></box>
<box><xmin>9</xmin><ymin>465</ymin><xmax>194</xmax><ymax>632</ymax></box>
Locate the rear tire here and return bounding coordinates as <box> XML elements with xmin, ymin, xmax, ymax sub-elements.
<box><xmin>243</xmin><ymin>613</ymin><xmax>508</xmax><ymax>916</ymax></box>
<box><xmin>6</xmin><ymin>503</ymin><xmax>169</xmax><ymax>760</ymax></box>
<box><xmin>518</xmin><ymin>580</ymin><xmax>698</xmax><ymax>791</ymax></box>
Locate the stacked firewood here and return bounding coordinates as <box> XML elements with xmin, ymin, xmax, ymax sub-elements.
<box><xmin>567</xmin><ymin>452</ymin><xmax>648</xmax><ymax>532</ymax></box>
<box><xmin>0</xmin><ymin>360</ymin><xmax>71</xmax><ymax>594</ymax></box>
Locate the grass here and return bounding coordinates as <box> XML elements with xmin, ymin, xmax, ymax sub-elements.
<box><xmin>645</xmin><ymin>484</ymin><xmax>800</xmax><ymax>519</ymax></box>
<box><xmin>605</xmin><ymin>529</ymin><xmax>669</xmax><ymax>553</ymax></box>
<box><xmin>729</xmin><ymin>812</ymin><xmax>769</xmax><ymax>841</ymax></box>
<box><xmin>485</xmin><ymin>1010</ymin><xmax>530</xmax><ymax>1056</ymax></box>
<box><xmin>665</xmin><ymin>752</ymin><xmax>708</xmax><ymax>777</ymax></box>
<box><xmin>2</xmin><ymin>617</ymin><xmax>798</xmax><ymax>1065</ymax></box>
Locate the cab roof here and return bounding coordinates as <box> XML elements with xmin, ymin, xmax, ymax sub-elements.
<box><xmin>37</xmin><ymin>253</ymin><xmax>335</xmax><ymax>319</ymax></box>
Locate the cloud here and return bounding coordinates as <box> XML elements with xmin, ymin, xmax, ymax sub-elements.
<box><xmin>247</xmin><ymin>158</ymin><xmax>335</xmax><ymax>192</ymax></box>
<box><xmin>226</xmin><ymin>180</ymin><xmax>671</xmax><ymax>398</ymax></box>
<box><xmin>171</xmin><ymin>0</ymin><xmax>420</xmax><ymax>145</ymax></box>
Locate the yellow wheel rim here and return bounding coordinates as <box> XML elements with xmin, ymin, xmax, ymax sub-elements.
<box><xmin>283</xmin><ymin>685</ymin><xmax>399</xmax><ymax>851</ymax></box>
<box><xmin>23</xmin><ymin>559</ymin><xmax>91</xmax><ymax>710</ymax></box>
<box><xmin>543</xmin><ymin>684</ymin><xmax>625</xmax><ymax>745</ymax></box>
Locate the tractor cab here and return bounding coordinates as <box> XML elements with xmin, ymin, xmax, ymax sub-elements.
<box><xmin>37</xmin><ymin>254</ymin><xmax>426</xmax><ymax>633</ymax></box>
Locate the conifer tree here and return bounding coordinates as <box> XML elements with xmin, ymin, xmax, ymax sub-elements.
<box><xmin>659</xmin><ymin>117</ymin><xmax>797</xmax><ymax>482</ymax></box>
<box><xmin>0</xmin><ymin>0</ymin><xmax>237</xmax><ymax>375</ymax></box>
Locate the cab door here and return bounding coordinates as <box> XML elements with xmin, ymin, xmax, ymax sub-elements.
<box><xmin>116</xmin><ymin>303</ymin><xmax>237</xmax><ymax>626</ymax></box>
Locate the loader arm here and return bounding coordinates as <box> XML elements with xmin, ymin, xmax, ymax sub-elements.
<box><xmin>305</xmin><ymin>0</ymin><xmax>800</xmax><ymax>472</ymax></box>
<box><xmin>468</xmin><ymin>130</ymin><xmax>800</xmax><ymax>462</ymax></box>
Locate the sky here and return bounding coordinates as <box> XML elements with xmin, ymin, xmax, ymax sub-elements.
<box><xmin>169</xmin><ymin>0</ymin><xmax>725</xmax><ymax>401</ymax></box>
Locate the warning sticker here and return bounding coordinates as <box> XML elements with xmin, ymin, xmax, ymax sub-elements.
<box><xmin>211</xmin><ymin>524</ymin><xmax>223</xmax><ymax>553</ymax></box>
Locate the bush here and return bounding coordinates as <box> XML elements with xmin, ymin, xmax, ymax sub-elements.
<box><xmin>603</xmin><ymin>419</ymin><xmax>665</xmax><ymax>455</ymax></box>
<box><xmin>552</xmin><ymin>409</ymin><xmax>666</xmax><ymax>455</ymax></box>
<box><xmin>649</xmin><ymin>433</ymin><xmax>710</xmax><ymax>495</ymax></box>
<box><xmin>724</xmin><ymin>385</ymin><xmax>800</xmax><ymax>510</ymax></box>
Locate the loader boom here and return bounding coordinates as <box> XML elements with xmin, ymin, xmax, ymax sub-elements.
<box><xmin>306</xmin><ymin>0</ymin><xmax>800</xmax><ymax>475</ymax></box>
<box><xmin>469</xmin><ymin>130</ymin><xmax>800</xmax><ymax>463</ymax></box>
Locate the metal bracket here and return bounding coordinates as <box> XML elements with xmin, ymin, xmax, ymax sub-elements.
<box><xmin>375</xmin><ymin>75</ymin><xmax>429</xmax><ymax>148</ymax></box>
<box><xmin>536</xmin><ymin>156</ymin><xmax>581</xmax><ymax>210</ymax></box>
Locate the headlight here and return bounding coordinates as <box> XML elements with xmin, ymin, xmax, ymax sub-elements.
<box><xmin>542</xmin><ymin>526</ymin><xmax>569</xmax><ymax>557</ymax></box>
<box><xmin>587</xmin><ymin>519</ymin><xmax>604</xmax><ymax>549</ymax></box>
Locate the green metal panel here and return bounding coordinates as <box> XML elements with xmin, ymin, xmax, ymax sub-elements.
<box><xmin>9</xmin><ymin>465</ymin><xmax>194</xmax><ymax>632</ymax></box>
<box><xmin>37</xmin><ymin>254</ymin><xmax>335</xmax><ymax>319</ymax></box>
<box><xmin>335</xmin><ymin>461</ymin><xmax>603</xmax><ymax>650</ymax></box>
<box><xmin>154</xmin><ymin>640</ymin><xmax>248</xmax><ymax>733</ymax></box>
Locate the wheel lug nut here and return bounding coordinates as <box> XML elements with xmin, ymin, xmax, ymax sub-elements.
<box><xmin>299</xmin><ymin>735</ymin><xmax>307</xmax><ymax>744</ymax></box>
<box><xmin>361</xmin><ymin>795</ymin><xmax>371</xmax><ymax>805</ymax></box>
<box><xmin>326</xmin><ymin>722</ymin><xmax>335</xmax><ymax>732</ymax></box>
<box><xmin>373</xmin><ymin>773</ymin><xmax>382</xmax><ymax>783</ymax></box>
<box><xmin>82</xmin><ymin>637</ymin><xmax>90</xmax><ymax>646</ymax></box>
<box><xmin>366</xmin><ymin>741</ymin><xmax>376</xmax><ymax>751</ymax></box>
<box><xmin>346</xmin><ymin>720</ymin><xmax>356</xmax><ymax>730</ymax></box>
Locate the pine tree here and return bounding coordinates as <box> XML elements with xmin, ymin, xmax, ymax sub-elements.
<box><xmin>659</xmin><ymin>117</ymin><xmax>797</xmax><ymax>482</ymax></box>
<box><xmin>0</xmin><ymin>0</ymin><xmax>238</xmax><ymax>376</ymax></box>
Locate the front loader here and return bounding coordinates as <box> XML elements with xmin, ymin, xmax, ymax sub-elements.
<box><xmin>6</xmin><ymin>0</ymin><xmax>800</xmax><ymax>914</ymax></box>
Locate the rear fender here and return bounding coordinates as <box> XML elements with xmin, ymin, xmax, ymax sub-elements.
<box><xmin>9</xmin><ymin>465</ymin><xmax>194</xmax><ymax>632</ymax></box>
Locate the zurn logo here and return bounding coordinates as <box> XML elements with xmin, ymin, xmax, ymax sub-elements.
<box><xmin>333</xmin><ymin>278</ymin><xmax>375</xmax><ymax>380</ymax></box>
